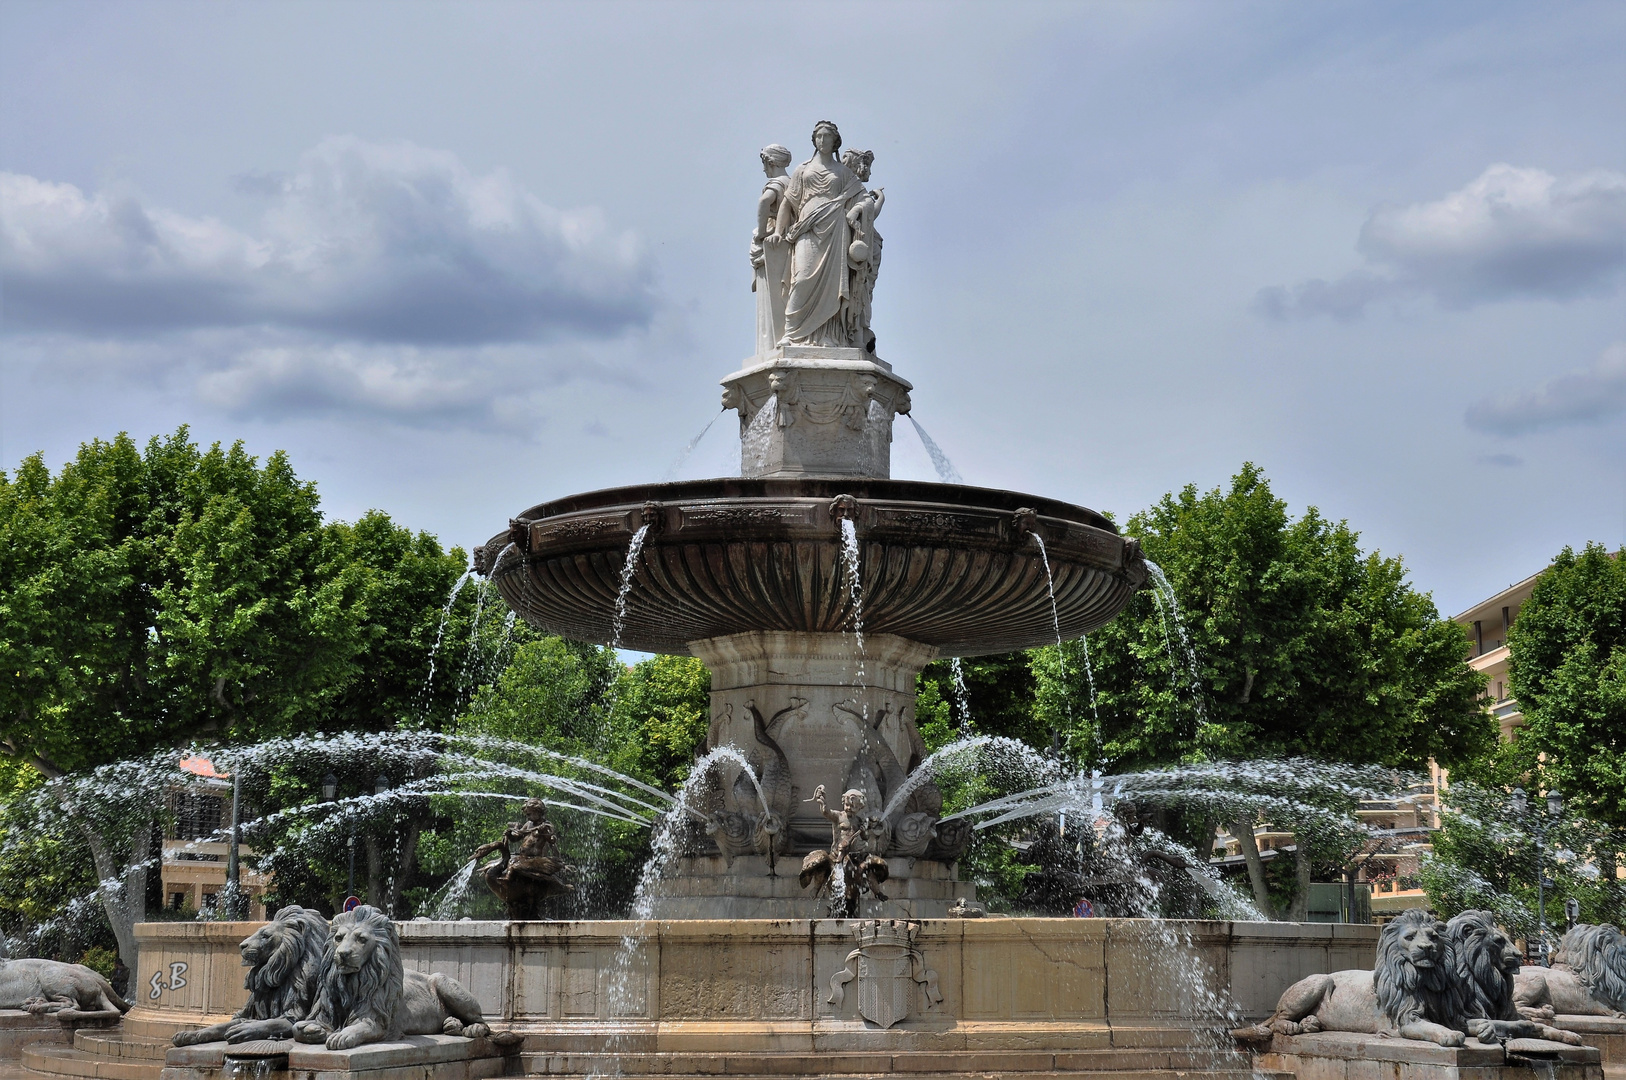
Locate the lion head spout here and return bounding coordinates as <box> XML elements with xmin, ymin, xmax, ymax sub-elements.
<box><xmin>314</xmin><ymin>904</ymin><xmax>405</xmax><ymax>1042</ymax></box>
<box><xmin>1446</xmin><ymin>910</ymin><xmax>1521</xmax><ymax>1022</ymax></box>
<box><xmin>241</xmin><ymin>905</ymin><xmax>332</xmax><ymax>1023</ymax></box>
<box><xmin>1375</xmin><ymin>909</ymin><xmax>1466</xmax><ymax>1031</ymax></box>
<box><xmin>1556</xmin><ymin>923</ymin><xmax>1626</xmax><ymax>1012</ymax></box>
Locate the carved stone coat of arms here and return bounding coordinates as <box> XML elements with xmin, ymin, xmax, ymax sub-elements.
<box><xmin>827</xmin><ymin>919</ymin><xmax>943</xmax><ymax>1029</ymax></box>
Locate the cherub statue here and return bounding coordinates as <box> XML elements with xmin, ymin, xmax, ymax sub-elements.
<box><xmin>799</xmin><ymin>784</ymin><xmax>889</xmax><ymax>917</ymax></box>
<box><xmin>471</xmin><ymin>798</ymin><xmax>574</xmax><ymax>920</ymax></box>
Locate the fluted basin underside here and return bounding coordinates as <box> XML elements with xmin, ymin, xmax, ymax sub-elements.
<box><xmin>483</xmin><ymin>478</ymin><xmax>1147</xmax><ymax>657</ymax></box>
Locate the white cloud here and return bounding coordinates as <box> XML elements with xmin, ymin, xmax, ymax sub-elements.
<box><xmin>1257</xmin><ymin>165</ymin><xmax>1626</xmax><ymax>319</ymax></box>
<box><xmin>0</xmin><ymin>136</ymin><xmax>654</xmax><ymax>342</ymax></box>
<box><xmin>1465</xmin><ymin>342</ymin><xmax>1626</xmax><ymax>435</ymax></box>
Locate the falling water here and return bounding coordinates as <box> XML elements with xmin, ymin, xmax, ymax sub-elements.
<box><xmin>426</xmin><ymin>857</ymin><xmax>481</xmax><ymax>920</ymax></box>
<box><xmin>609</xmin><ymin>525</ymin><xmax>651</xmax><ymax>650</ymax></box>
<box><xmin>457</xmin><ymin>579</ymin><xmax>491</xmax><ymax>692</ymax></box>
<box><xmin>417</xmin><ymin>569</ymin><xmax>475</xmax><ymax>713</ymax></box>
<box><xmin>839</xmin><ymin>518</ymin><xmax>867</xmax><ymax>693</ymax></box>
<box><xmin>740</xmin><ymin>396</ymin><xmax>778</xmax><ymax>474</ymax></box>
<box><xmin>907</xmin><ymin>415</ymin><xmax>963</xmax><ymax>484</ymax></box>
<box><xmin>949</xmin><ymin>657</ymin><xmax>974</xmax><ymax>733</ymax></box>
<box><xmin>592</xmin><ymin>747</ymin><xmax>766</xmax><ymax>1077</ymax></box>
<box><xmin>483</xmin><ymin>610</ymin><xmax>519</xmax><ymax>684</ymax></box>
<box><xmin>1031</xmin><ymin>533</ymin><xmax>1075</xmax><ymax>742</ymax></box>
<box><xmin>661</xmin><ymin>408</ymin><xmax>725</xmax><ymax>482</ymax></box>
<box><xmin>1079</xmin><ymin>635</ymin><xmax>1100</xmax><ymax>728</ymax></box>
<box><xmin>1143</xmin><ymin>560</ymin><xmax>1208</xmax><ymax>726</ymax></box>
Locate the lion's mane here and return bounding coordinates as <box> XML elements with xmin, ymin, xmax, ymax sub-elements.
<box><xmin>1555</xmin><ymin>923</ymin><xmax>1626</xmax><ymax>1012</ymax></box>
<box><xmin>1447</xmin><ymin>910</ymin><xmax>1517</xmax><ymax>1022</ymax></box>
<box><xmin>1374</xmin><ymin>909</ymin><xmax>1464</xmax><ymax>1031</ymax></box>
<box><xmin>311</xmin><ymin>905</ymin><xmax>404</xmax><ymax>1041</ymax></box>
<box><xmin>240</xmin><ymin>906</ymin><xmax>331</xmax><ymax>1023</ymax></box>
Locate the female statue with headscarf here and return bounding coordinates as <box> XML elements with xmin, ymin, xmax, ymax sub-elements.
<box><xmin>774</xmin><ymin>121</ymin><xmax>868</xmax><ymax>347</ymax></box>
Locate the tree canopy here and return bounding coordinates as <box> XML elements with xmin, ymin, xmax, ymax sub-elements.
<box><xmin>0</xmin><ymin>428</ymin><xmax>470</xmax><ymax>776</ymax></box>
<box><xmin>1030</xmin><ymin>463</ymin><xmax>1492</xmax><ymax>772</ymax></box>
<box><xmin>1507</xmin><ymin>543</ymin><xmax>1626</xmax><ymax>824</ymax></box>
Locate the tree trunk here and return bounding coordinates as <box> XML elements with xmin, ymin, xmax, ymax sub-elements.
<box><xmin>365</xmin><ymin>835</ymin><xmax>384</xmax><ymax>909</ymax></box>
<box><xmin>80</xmin><ymin>819</ymin><xmax>151</xmax><ymax>973</ymax></box>
<box><xmin>388</xmin><ymin>826</ymin><xmax>421</xmax><ymax>917</ymax></box>
<box><xmin>1193</xmin><ymin>813</ymin><xmax>1218</xmax><ymax>863</ymax></box>
<box><xmin>1288</xmin><ymin>835</ymin><xmax>1312</xmax><ymax>921</ymax></box>
<box><xmin>1233</xmin><ymin>816</ymin><xmax>1274</xmax><ymax>918</ymax></box>
<box><xmin>364</xmin><ymin>823</ymin><xmax>422</xmax><ymax>916</ymax></box>
<box><xmin>1600</xmin><ymin>843</ymin><xmax>1621</xmax><ymax>926</ymax></box>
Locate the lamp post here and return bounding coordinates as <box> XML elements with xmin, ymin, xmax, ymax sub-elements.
<box><xmin>1512</xmin><ymin>787</ymin><xmax>1564</xmax><ymax>965</ymax></box>
<box><xmin>322</xmin><ymin>771</ymin><xmax>357</xmax><ymax>900</ymax></box>
<box><xmin>373</xmin><ymin>776</ymin><xmax>391</xmax><ymax>914</ymax></box>
<box><xmin>225</xmin><ymin>769</ymin><xmax>242</xmax><ymax>919</ymax></box>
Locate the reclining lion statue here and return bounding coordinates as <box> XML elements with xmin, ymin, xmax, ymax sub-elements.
<box><xmin>0</xmin><ymin>957</ymin><xmax>129</xmax><ymax>1024</ymax></box>
<box><xmin>293</xmin><ymin>905</ymin><xmax>492</xmax><ymax>1050</ymax></box>
<box><xmin>1516</xmin><ymin>923</ymin><xmax>1626</xmax><ymax>1020</ymax></box>
<box><xmin>1234</xmin><ymin>909</ymin><xmax>1468</xmax><ymax>1047</ymax></box>
<box><xmin>173</xmin><ymin>905</ymin><xmax>330</xmax><ymax>1046</ymax></box>
<box><xmin>1446</xmin><ymin>910</ymin><xmax>1581</xmax><ymax>1045</ymax></box>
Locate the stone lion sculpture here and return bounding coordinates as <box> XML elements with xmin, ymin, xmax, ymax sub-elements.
<box><xmin>1445</xmin><ymin>910</ymin><xmax>1582</xmax><ymax>1045</ymax></box>
<box><xmin>1516</xmin><ymin>922</ymin><xmax>1626</xmax><ymax>1019</ymax></box>
<box><xmin>1234</xmin><ymin>908</ymin><xmax>1467</xmax><ymax>1047</ymax></box>
<box><xmin>172</xmin><ymin>905</ymin><xmax>331</xmax><ymax>1046</ymax></box>
<box><xmin>0</xmin><ymin>957</ymin><xmax>129</xmax><ymax>1024</ymax></box>
<box><xmin>293</xmin><ymin>905</ymin><xmax>491</xmax><ymax>1050</ymax></box>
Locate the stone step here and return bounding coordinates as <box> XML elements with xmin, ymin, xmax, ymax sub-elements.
<box><xmin>69</xmin><ymin>1031</ymin><xmax>171</xmax><ymax>1063</ymax></box>
<box><xmin>523</xmin><ymin>1066</ymin><xmax>1281</xmax><ymax>1073</ymax></box>
<box><xmin>523</xmin><ymin>1049</ymin><xmax>1270</xmax><ymax>1078</ymax></box>
<box><xmin>20</xmin><ymin>1046</ymin><xmax>163</xmax><ymax>1080</ymax></box>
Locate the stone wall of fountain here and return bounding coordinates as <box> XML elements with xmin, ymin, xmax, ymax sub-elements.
<box><xmin>127</xmin><ymin>918</ymin><xmax>1378</xmax><ymax>1057</ymax></box>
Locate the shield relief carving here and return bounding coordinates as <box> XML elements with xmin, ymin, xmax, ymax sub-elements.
<box><xmin>827</xmin><ymin>919</ymin><xmax>944</xmax><ymax>1029</ymax></box>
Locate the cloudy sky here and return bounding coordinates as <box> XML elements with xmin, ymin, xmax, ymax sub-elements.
<box><xmin>2</xmin><ymin>0</ymin><xmax>1622</xmax><ymax>617</ymax></box>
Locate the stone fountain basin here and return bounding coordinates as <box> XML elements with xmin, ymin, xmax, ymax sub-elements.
<box><xmin>482</xmin><ymin>478</ymin><xmax>1146</xmax><ymax>656</ymax></box>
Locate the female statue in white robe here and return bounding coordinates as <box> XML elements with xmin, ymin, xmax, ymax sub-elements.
<box><xmin>750</xmin><ymin>144</ymin><xmax>792</xmax><ymax>359</ymax></box>
<box><xmin>774</xmin><ymin>121</ymin><xmax>867</xmax><ymax>347</ymax></box>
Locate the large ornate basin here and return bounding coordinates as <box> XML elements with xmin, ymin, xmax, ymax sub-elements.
<box><xmin>480</xmin><ymin>478</ymin><xmax>1146</xmax><ymax>657</ymax></box>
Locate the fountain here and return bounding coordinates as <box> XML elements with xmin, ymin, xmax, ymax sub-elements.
<box><xmin>19</xmin><ymin>121</ymin><xmax>1605</xmax><ymax>1080</ymax></box>
<box><xmin>475</xmin><ymin>127</ymin><xmax>1146</xmax><ymax>916</ymax></box>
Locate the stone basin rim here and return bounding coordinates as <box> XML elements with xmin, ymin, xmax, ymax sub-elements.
<box><xmin>499</xmin><ymin>476</ymin><xmax>1119</xmax><ymax>531</ymax></box>
<box><xmin>481</xmin><ymin>477</ymin><xmax>1145</xmax><ymax>657</ymax></box>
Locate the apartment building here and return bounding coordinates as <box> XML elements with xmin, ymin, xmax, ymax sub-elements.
<box><xmin>1453</xmin><ymin>570</ymin><xmax>1543</xmax><ymax>742</ymax></box>
<box><xmin>161</xmin><ymin>755</ymin><xmax>269</xmax><ymax>919</ymax></box>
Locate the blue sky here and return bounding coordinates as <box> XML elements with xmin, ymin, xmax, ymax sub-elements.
<box><xmin>2</xmin><ymin>0</ymin><xmax>1622</xmax><ymax>616</ymax></box>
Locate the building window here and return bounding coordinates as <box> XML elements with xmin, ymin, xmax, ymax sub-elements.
<box><xmin>174</xmin><ymin>793</ymin><xmax>223</xmax><ymax>840</ymax></box>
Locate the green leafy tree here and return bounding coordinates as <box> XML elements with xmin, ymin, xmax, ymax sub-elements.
<box><xmin>1422</xmin><ymin>776</ymin><xmax>1626</xmax><ymax>938</ymax></box>
<box><xmin>606</xmin><ymin>655</ymin><xmax>712</xmax><ymax>791</ymax></box>
<box><xmin>0</xmin><ymin>429</ymin><xmax>469</xmax><ymax>962</ymax></box>
<box><xmin>1508</xmin><ymin>544</ymin><xmax>1626</xmax><ymax>822</ymax></box>
<box><xmin>1498</xmin><ymin>542</ymin><xmax>1626</xmax><ymax>921</ymax></box>
<box><xmin>915</xmin><ymin>652</ymin><xmax>1042</xmax><ymax>753</ymax></box>
<box><xmin>1031</xmin><ymin>464</ymin><xmax>1491</xmax><ymax>915</ymax></box>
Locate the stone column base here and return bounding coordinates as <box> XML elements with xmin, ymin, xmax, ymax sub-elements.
<box><xmin>678</xmin><ymin>630</ymin><xmax>968</xmax><ymax>914</ymax></box>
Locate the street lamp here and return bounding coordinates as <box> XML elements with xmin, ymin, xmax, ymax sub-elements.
<box><xmin>322</xmin><ymin>773</ymin><xmax>338</xmax><ymax>802</ymax></box>
<box><xmin>1512</xmin><ymin>787</ymin><xmax>1565</xmax><ymax>965</ymax></box>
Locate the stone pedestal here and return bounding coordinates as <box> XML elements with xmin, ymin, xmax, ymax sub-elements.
<box><xmin>722</xmin><ymin>348</ymin><xmax>912</xmax><ymax>480</ymax></box>
<box><xmin>662</xmin><ymin>631</ymin><xmax>964</xmax><ymax>917</ymax></box>
<box><xmin>1549</xmin><ymin>1017</ymin><xmax>1626</xmax><ymax>1075</ymax></box>
<box><xmin>1258</xmin><ymin>1031</ymin><xmax>1602</xmax><ymax>1080</ymax></box>
<box><xmin>162</xmin><ymin>1035</ymin><xmax>517</xmax><ymax>1080</ymax></box>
